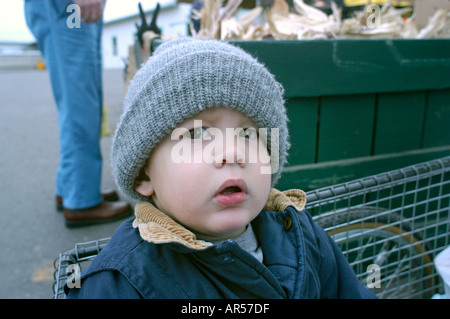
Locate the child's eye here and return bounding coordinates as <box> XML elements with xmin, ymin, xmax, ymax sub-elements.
<box><xmin>239</xmin><ymin>127</ymin><xmax>258</xmax><ymax>139</ymax></box>
<box><xmin>187</xmin><ymin>127</ymin><xmax>210</xmax><ymax>140</ymax></box>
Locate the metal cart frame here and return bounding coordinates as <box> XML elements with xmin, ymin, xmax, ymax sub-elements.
<box><xmin>53</xmin><ymin>156</ymin><xmax>450</xmax><ymax>299</ymax></box>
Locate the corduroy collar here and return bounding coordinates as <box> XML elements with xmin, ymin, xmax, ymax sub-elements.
<box><xmin>132</xmin><ymin>188</ymin><xmax>306</xmax><ymax>250</ymax></box>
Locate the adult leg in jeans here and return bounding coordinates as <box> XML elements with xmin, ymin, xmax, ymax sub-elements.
<box><xmin>24</xmin><ymin>0</ymin><xmax>131</xmax><ymax>227</ymax></box>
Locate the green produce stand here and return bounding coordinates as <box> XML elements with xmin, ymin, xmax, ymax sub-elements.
<box><xmin>230</xmin><ymin>39</ymin><xmax>450</xmax><ymax>191</ymax></box>
<box><xmin>153</xmin><ymin>39</ymin><xmax>450</xmax><ymax>192</ymax></box>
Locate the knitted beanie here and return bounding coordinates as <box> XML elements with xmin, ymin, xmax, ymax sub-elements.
<box><xmin>112</xmin><ymin>37</ymin><xmax>290</xmax><ymax>201</ymax></box>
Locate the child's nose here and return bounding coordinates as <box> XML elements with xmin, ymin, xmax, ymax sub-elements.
<box><xmin>213</xmin><ymin>137</ymin><xmax>245</xmax><ymax>169</ymax></box>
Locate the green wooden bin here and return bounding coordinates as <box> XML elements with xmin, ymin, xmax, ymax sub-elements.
<box><xmin>230</xmin><ymin>39</ymin><xmax>450</xmax><ymax>191</ymax></box>
<box><xmin>153</xmin><ymin>39</ymin><xmax>450</xmax><ymax>192</ymax></box>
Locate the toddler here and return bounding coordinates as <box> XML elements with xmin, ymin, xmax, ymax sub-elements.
<box><xmin>66</xmin><ymin>38</ymin><xmax>375</xmax><ymax>299</ymax></box>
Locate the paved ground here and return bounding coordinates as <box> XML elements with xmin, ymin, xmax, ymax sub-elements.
<box><xmin>0</xmin><ymin>68</ymin><xmax>133</xmax><ymax>298</ymax></box>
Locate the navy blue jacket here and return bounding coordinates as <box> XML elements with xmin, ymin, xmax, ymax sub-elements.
<box><xmin>66</xmin><ymin>195</ymin><xmax>375</xmax><ymax>299</ymax></box>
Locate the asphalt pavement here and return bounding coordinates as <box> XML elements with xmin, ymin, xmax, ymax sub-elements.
<box><xmin>0</xmin><ymin>68</ymin><xmax>133</xmax><ymax>298</ymax></box>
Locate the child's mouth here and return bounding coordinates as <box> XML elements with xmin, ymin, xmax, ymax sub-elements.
<box><xmin>214</xmin><ymin>180</ymin><xmax>248</xmax><ymax>206</ymax></box>
<box><xmin>220</xmin><ymin>186</ymin><xmax>242</xmax><ymax>195</ymax></box>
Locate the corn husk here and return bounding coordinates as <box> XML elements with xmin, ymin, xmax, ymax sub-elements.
<box><xmin>191</xmin><ymin>0</ymin><xmax>450</xmax><ymax>40</ymax></box>
<box><xmin>416</xmin><ymin>9</ymin><xmax>450</xmax><ymax>39</ymax></box>
<box><xmin>191</xmin><ymin>0</ymin><xmax>223</xmax><ymax>39</ymax></box>
<box><xmin>271</xmin><ymin>0</ymin><xmax>289</xmax><ymax>17</ymax></box>
<box><xmin>238</xmin><ymin>6</ymin><xmax>263</xmax><ymax>31</ymax></box>
<box><xmin>293</xmin><ymin>0</ymin><xmax>328</xmax><ymax>22</ymax></box>
<box><xmin>222</xmin><ymin>6</ymin><xmax>265</xmax><ymax>40</ymax></box>
<box><xmin>267</xmin><ymin>0</ymin><xmax>340</xmax><ymax>39</ymax></box>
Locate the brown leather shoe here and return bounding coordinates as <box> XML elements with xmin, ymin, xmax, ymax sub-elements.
<box><xmin>56</xmin><ymin>189</ymin><xmax>119</xmax><ymax>212</ymax></box>
<box><xmin>64</xmin><ymin>200</ymin><xmax>133</xmax><ymax>228</ymax></box>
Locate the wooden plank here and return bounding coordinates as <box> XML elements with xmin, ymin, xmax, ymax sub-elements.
<box><xmin>317</xmin><ymin>94</ymin><xmax>375</xmax><ymax>162</ymax></box>
<box><xmin>285</xmin><ymin>97</ymin><xmax>318</xmax><ymax>165</ymax></box>
<box><xmin>373</xmin><ymin>91</ymin><xmax>426</xmax><ymax>155</ymax></box>
<box><xmin>422</xmin><ymin>88</ymin><xmax>450</xmax><ymax>148</ymax></box>
<box><xmin>225</xmin><ymin>39</ymin><xmax>450</xmax><ymax>98</ymax></box>
<box><xmin>154</xmin><ymin>39</ymin><xmax>450</xmax><ymax>97</ymax></box>
<box><xmin>277</xmin><ymin>146</ymin><xmax>450</xmax><ymax>191</ymax></box>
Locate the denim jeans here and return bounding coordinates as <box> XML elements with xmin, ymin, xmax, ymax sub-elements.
<box><xmin>24</xmin><ymin>0</ymin><xmax>103</xmax><ymax>209</ymax></box>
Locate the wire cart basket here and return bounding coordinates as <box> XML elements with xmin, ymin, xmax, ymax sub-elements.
<box><xmin>309</xmin><ymin>156</ymin><xmax>450</xmax><ymax>298</ymax></box>
<box><xmin>53</xmin><ymin>156</ymin><xmax>450</xmax><ymax>299</ymax></box>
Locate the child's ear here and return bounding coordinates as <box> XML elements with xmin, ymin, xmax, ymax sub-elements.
<box><xmin>135</xmin><ymin>177</ymin><xmax>154</xmax><ymax>197</ymax></box>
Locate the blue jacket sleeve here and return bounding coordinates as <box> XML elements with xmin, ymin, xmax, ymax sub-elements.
<box><xmin>66</xmin><ymin>270</ymin><xmax>143</xmax><ymax>299</ymax></box>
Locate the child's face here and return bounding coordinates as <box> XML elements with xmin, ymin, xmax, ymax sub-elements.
<box><xmin>135</xmin><ymin>107</ymin><xmax>272</xmax><ymax>242</ymax></box>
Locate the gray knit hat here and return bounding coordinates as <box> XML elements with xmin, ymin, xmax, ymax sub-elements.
<box><xmin>112</xmin><ymin>37</ymin><xmax>289</xmax><ymax>201</ymax></box>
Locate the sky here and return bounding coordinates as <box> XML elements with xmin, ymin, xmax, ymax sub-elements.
<box><xmin>0</xmin><ymin>0</ymin><xmax>34</xmax><ymax>42</ymax></box>
<box><xmin>0</xmin><ymin>0</ymin><xmax>174</xmax><ymax>43</ymax></box>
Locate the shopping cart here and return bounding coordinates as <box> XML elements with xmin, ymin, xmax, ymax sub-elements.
<box><xmin>53</xmin><ymin>156</ymin><xmax>450</xmax><ymax>299</ymax></box>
